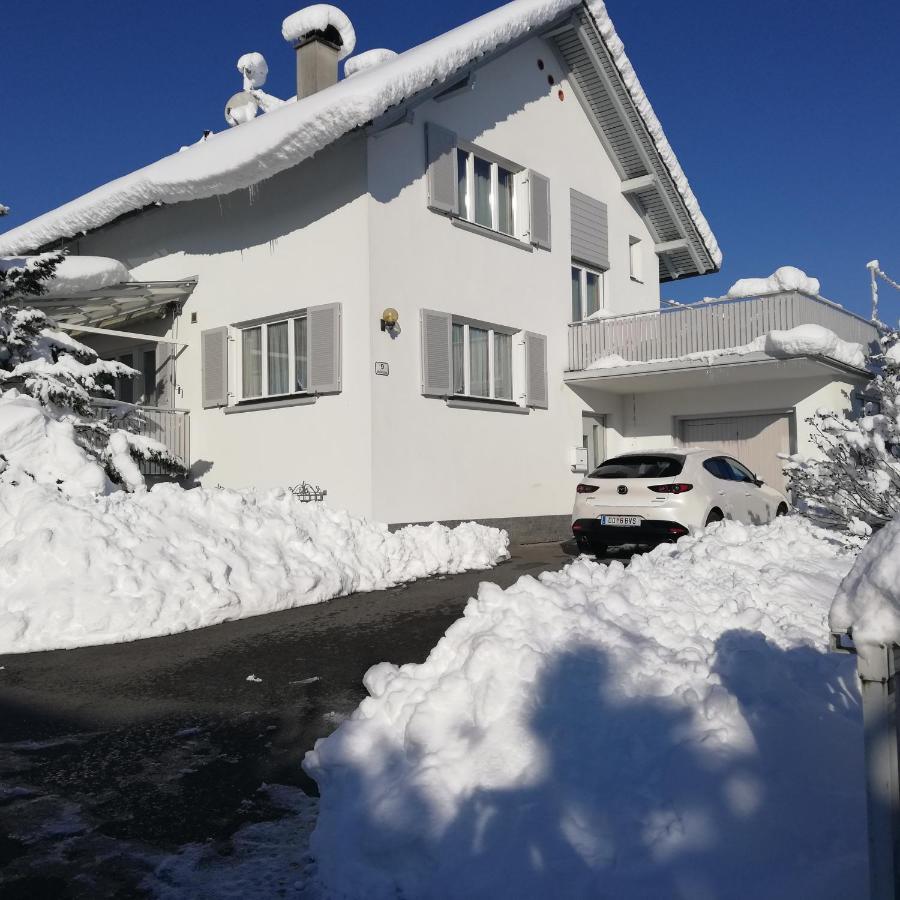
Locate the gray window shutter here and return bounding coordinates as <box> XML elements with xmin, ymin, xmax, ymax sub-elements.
<box><xmin>420</xmin><ymin>308</ymin><xmax>452</xmax><ymax>397</ymax></box>
<box><xmin>201</xmin><ymin>327</ymin><xmax>229</xmax><ymax>409</ymax></box>
<box><xmin>155</xmin><ymin>341</ymin><xmax>175</xmax><ymax>409</ymax></box>
<box><xmin>307</xmin><ymin>302</ymin><xmax>342</xmax><ymax>394</ymax></box>
<box><xmin>524</xmin><ymin>331</ymin><xmax>548</xmax><ymax>409</ymax></box>
<box><xmin>426</xmin><ymin>123</ymin><xmax>459</xmax><ymax>216</ymax></box>
<box><xmin>528</xmin><ymin>170</ymin><xmax>551</xmax><ymax>250</ymax></box>
<box><xmin>570</xmin><ymin>189</ymin><xmax>609</xmax><ymax>270</ymax></box>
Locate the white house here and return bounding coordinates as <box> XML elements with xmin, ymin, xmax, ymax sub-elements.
<box><xmin>0</xmin><ymin>0</ymin><xmax>876</xmax><ymax>541</ymax></box>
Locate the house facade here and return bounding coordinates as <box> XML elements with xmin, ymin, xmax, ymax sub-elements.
<box><xmin>1</xmin><ymin>1</ymin><xmax>877</xmax><ymax>540</ymax></box>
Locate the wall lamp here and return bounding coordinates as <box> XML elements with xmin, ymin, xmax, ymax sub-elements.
<box><xmin>380</xmin><ymin>307</ymin><xmax>399</xmax><ymax>332</ymax></box>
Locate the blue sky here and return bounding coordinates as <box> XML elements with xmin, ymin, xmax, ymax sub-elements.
<box><xmin>3</xmin><ymin>0</ymin><xmax>899</xmax><ymax>317</ymax></box>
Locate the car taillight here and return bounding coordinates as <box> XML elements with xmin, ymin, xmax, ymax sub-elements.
<box><xmin>649</xmin><ymin>483</ymin><xmax>693</xmax><ymax>494</ymax></box>
<box><xmin>576</xmin><ymin>484</ymin><xmax>598</xmax><ymax>494</ymax></box>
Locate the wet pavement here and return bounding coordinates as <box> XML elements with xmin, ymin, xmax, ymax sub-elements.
<box><xmin>0</xmin><ymin>541</ymin><xmax>580</xmax><ymax>898</ymax></box>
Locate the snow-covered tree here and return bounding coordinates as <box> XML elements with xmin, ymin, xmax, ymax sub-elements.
<box><xmin>784</xmin><ymin>326</ymin><xmax>900</xmax><ymax>531</ymax></box>
<box><xmin>0</xmin><ymin>241</ymin><xmax>185</xmax><ymax>491</ymax></box>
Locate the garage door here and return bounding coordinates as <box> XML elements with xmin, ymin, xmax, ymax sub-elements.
<box><xmin>679</xmin><ymin>413</ymin><xmax>792</xmax><ymax>492</ymax></box>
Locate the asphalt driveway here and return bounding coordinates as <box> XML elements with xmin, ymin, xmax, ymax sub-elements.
<box><xmin>0</xmin><ymin>540</ymin><xmax>582</xmax><ymax>898</ymax></box>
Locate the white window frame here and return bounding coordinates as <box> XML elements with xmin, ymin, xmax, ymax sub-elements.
<box><xmin>570</xmin><ymin>264</ymin><xmax>606</xmax><ymax>322</ymax></box>
<box><xmin>237</xmin><ymin>313</ymin><xmax>309</xmax><ymax>402</ymax></box>
<box><xmin>451</xmin><ymin>318</ymin><xmax>516</xmax><ymax>402</ymax></box>
<box><xmin>629</xmin><ymin>236</ymin><xmax>643</xmax><ymax>283</ymax></box>
<box><xmin>456</xmin><ymin>143</ymin><xmax>522</xmax><ymax>239</ymax></box>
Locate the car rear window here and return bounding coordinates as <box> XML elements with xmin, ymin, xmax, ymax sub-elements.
<box><xmin>589</xmin><ymin>454</ymin><xmax>685</xmax><ymax>479</ymax></box>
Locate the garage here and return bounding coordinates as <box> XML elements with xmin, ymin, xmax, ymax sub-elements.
<box><xmin>678</xmin><ymin>412</ymin><xmax>794</xmax><ymax>492</ymax></box>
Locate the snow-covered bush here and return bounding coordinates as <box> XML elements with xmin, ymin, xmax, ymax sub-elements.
<box><xmin>784</xmin><ymin>326</ymin><xmax>900</xmax><ymax>528</ymax></box>
<box><xmin>0</xmin><ymin>249</ymin><xmax>185</xmax><ymax>492</ymax></box>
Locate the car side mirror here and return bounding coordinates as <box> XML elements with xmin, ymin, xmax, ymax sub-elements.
<box><xmin>754</xmin><ymin>478</ymin><xmax>764</xmax><ymax>487</ymax></box>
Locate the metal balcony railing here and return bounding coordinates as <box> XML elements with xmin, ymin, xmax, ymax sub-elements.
<box><xmin>567</xmin><ymin>291</ymin><xmax>880</xmax><ymax>372</ymax></box>
<box><xmin>93</xmin><ymin>401</ymin><xmax>190</xmax><ymax>476</ymax></box>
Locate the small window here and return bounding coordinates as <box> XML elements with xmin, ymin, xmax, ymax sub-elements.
<box><xmin>240</xmin><ymin>315</ymin><xmax>309</xmax><ymax>400</ymax></box>
<box><xmin>456</xmin><ymin>147</ymin><xmax>518</xmax><ymax>237</ymax></box>
<box><xmin>629</xmin><ymin>236</ymin><xmax>642</xmax><ymax>282</ymax></box>
<box><xmin>450</xmin><ymin>319</ymin><xmax>515</xmax><ymax>402</ymax></box>
<box><xmin>589</xmin><ymin>454</ymin><xmax>685</xmax><ymax>479</ymax></box>
<box><xmin>571</xmin><ymin>264</ymin><xmax>605</xmax><ymax>321</ymax></box>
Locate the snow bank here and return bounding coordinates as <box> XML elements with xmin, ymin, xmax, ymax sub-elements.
<box><xmin>763</xmin><ymin>323</ymin><xmax>867</xmax><ymax>369</ymax></box>
<box><xmin>830</xmin><ymin>515</ymin><xmax>900</xmax><ymax>650</ymax></box>
<box><xmin>0</xmin><ymin>255</ymin><xmax>130</xmax><ymax>297</ymax></box>
<box><xmin>281</xmin><ymin>5</ymin><xmax>357</xmax><ymax>59</ymax></box>
<box><xmin>344</xmin><ymin>48</ymin><xmax>398</xmax><ymax>78</ymax></box>
<box><xmin>0</xmin><ymin>483</ymin><xmax>509</xmax><ymax>654</ymax></box>
<box><xmin>0</xmin><ymin>390</ymin><xmax>109</xmax><ymax>496</ymax></box>
<box><xmin>728</xmin><ymin>266</ymin><xmax>820</xmax><ymax>299</ymax></box>
<box><xmin>0</xmin><ymin>1</ymin><xmax>720</xmax><ymax>272</ymax></box>
<box><xmin>306</xmin><ymin>518</ymin><xmax>866</xmax><ymax>898</ymax></box>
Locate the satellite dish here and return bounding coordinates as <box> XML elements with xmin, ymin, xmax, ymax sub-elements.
<box><xmin>225</xmin><ymin>91</ymin><xmax>259</xmax><ymax>127</ymax></box>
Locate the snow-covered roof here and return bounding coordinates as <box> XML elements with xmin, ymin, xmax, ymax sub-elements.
<box><xmin>0</xmin><ymin>0</ymin><xmax>720</xmax><ymax>271</ymax></box>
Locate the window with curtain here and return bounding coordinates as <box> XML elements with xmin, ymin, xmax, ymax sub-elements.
<box><xmin>450</xmin><ymin>320</ymin><xmax>515</xmax><ymax>402</ymax></box>
<box><xmin>570</xmin><ymin>265</ymin><xmax>605</xmax><ymax>321</ymax></box>
<box><xmin>240</xmin><ymin>315</ymin><xmax>308</xmax><ymax>400</ymax></box>
<box><xmin>455</xmin><ymin>146</ymin><xmax>519</xmax><ymax>238</ymax></box>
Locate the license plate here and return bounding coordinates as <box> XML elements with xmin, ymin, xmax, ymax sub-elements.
<box><xmin>600</xmin><ymin>515</ymin><xmax>641</xmax><ymax>527</ymax></box>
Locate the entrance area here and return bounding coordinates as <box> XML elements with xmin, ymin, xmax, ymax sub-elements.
<box><xmin>582</xmin><ymin>413</ymin><xmax>606</xmax><ymax>473</ymax></box>
<box><xmin>678</xmin><ymin>411</ymin><xmax>794</xmax><ymax>492</ymax></box>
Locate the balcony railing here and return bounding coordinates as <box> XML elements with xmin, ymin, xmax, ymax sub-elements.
<box><xmin>93</xmin><ymin>402</ymin><xmax>190</xmax><ymax>476</ymax></box>
<box><xmin>568</xmin><ymin>291</ymin><xmax>880</xmax><ymax>372</ymax></box>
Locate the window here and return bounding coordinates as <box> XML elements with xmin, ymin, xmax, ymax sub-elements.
<box><xmin>571</xmin><ymin>265</ymin><xmax>604</xmax><ymax>321</ymax></box>
<box><xmin>456</xmin><ymin>148</ymin><xmax>517</xmax><ymax>237</ymax></box>
<box><xmin>115</xmin><ymin>353</ymin><xmax>134</xmax><ymax>403</ymax></box>
<box><xmin>724</xmin><ymin>458</ymin><xmax>758</xmax><ymax>483</ymax></box>
<box><xmin>450</xmin><ymin>320</ymin><xmax>515</xmax><ymax>401</ymax></box>
<box><xmin>141</xmin><ymin>349</ymin><xmax>157</xmax><ymax>406</ymax></box>
<box><xmin>629</xmin><ymin>236</ymin><xmax>643</xmax><ymax>282</ymax></box>
<box><xmin>241</xmin><ymin>315</ymin><xmax>308</xmax><ymax>400</ymax></box>
<box><xmin>703</xmin><ymin>457</ymin><xmax>732</xmax><ymax>481</ymax></box>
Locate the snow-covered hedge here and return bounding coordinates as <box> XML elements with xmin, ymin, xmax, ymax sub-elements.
<box><xmin>306</xmin><ymin>518</ymin><xmax>865</xmax><ymax>899</ymax></box>
<box><xmin>0</xmin><ymin>483</ymin><xmax>508</xmax><ymax>654</ymax></box>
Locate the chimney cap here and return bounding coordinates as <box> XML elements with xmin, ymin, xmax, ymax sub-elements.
<box><xmin>282</xmin><ymin>5</ymin><xmax>356</xmax><ymax>60</ymax></box>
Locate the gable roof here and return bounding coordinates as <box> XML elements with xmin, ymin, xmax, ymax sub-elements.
<box><xmin>0</xmin><ymin>0</ymin><xmax>721</xmax><ymax>278</ymax></box>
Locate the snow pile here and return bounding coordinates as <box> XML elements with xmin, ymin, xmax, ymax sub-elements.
<box><xmin>0</xmin><ymin>255</ymin><xmax>130</xmax><ymax>297</ymax></box>
<box><xmin>830</xmin><ymin>515</ymin><xmax>900</xmax><ymax>651</ymax></box>
<box><xmin>281</xmin><ymin>5</ymin><xmax>357</xmax><ymax>59</ymax></box>
<box><xmin>0</xmin><ymin>390</ymin><xmax>109</xmax><ymax>496</ymax></box>
<box><xmin>728</xmin><ymin>266</ymin><xmax>821</xmax><ymax>299</ymax></box>
<box><xmin>763</xmin><ymin>323</ymin><xmax>867</xmax><ymax>369</ymax></box>
<box><xmin>237</xmin><ymin>52</ymin><xmax>269</xmax><ymax>90</ymax></box>
<box><xmin>0</xmin><ymin>0</ymin><xmax>720</xmax><ymax>272</ymax></box>
<box><xmin>584</xmin><ymin>324</ymin><xmax>867</xmax><ymax>371</ymax></box>
<box><xmin>306</xmin><ymin>518</ymin><xmax>866</xmax><ymax>899</ymax></box>
<box><xmin>345</xmin><ymin>48</ymin><xmax>398</xmax><ymax>78</ymax></box>
<box><xmin>0</xmin><ymin>483</ymin><xmax>509</xmax><ymax>654</ymax></box>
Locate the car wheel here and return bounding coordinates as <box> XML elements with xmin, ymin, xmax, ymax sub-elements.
<box><xmin>590</xmin><ymin>543</ymin><xmax>608</xmax><ymax>558</ymax></box>
<box><xmin>776</xmin><ymin>503</ymin><xmax>789</xmax><ymax>517</ymax></box>
<box><xmin>705</xmin><ymin>508</ymin><xmax>724</xmax><ymax>526</ymax></box>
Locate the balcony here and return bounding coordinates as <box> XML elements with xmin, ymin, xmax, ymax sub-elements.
<box><xmin>93</xmin><ymin>402</ymin><xmax>190</xmax><ymax>477</ymax></box>
<box><xmin>567</xmin><ymin>290</ymin><xmax>879</xmax><ymax>376</ymax></box>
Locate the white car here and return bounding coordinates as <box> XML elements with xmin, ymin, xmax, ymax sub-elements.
<box><xmin>571</xmin><ymin>448</ymin><xmax>789</xmax><ymax>555</ymax></box>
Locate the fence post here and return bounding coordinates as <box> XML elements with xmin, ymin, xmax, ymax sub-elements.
<box><xmin>834</xmin><ymin>634</ymin><xmax>900</xmax><ymax>899</ymax></box>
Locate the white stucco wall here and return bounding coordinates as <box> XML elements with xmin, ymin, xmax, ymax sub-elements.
<box><xmin>75</xmin><ymin>136</ymin><xmax>376</xmax><ymax>516</ymax></box>
<box><xmin>365</xmin><ymin>36</ymin><xmax>660</xmax><ymax>524</ymax></box>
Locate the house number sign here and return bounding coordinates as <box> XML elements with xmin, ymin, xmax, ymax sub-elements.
<box><xmin>375</xmin><ymin>361</ymin><xmax>390</xmax><ymax>376</ymax></box>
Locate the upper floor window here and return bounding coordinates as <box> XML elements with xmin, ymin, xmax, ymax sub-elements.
<box><xmin>425</xmin><ymin>123</ymin><xmax>551</xmax><ymax>250</ymax></box>
<box><xmin>571</xmin><ymin>264</ymin><xmax>605</xmax><ymax>321</ymax></box>
<box><xmin>629</xmin><ymin>236</ymin><xmax>643</xmax><ymax>282</ymax></box>
<box><xmin>241</xmin><ymin>315</ymin><xmax>308</xmax><ymax>400</ymax></box>
<box><xmin>457</xmin><ymin>148</ymin><xmax>517</xmax><ymax>237</ymax></box>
